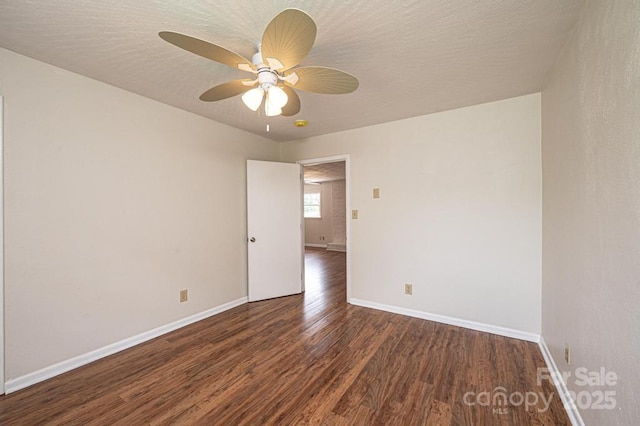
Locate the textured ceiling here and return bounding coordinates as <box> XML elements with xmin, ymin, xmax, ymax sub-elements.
<box><xmin>304</xmin><ymin>162</ymin><xmax>345</xmax><ymax>183</ymax></box>
<box><xmin>0</xmin><ymin>0</ymin><xmax>582</xmax><ymax>142</ymax></box>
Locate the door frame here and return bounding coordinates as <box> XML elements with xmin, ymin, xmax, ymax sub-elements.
<box><xmin>298</xmin><ymin>155</ymin><xmax>351</xmax><ymax>302</ymax></box>
<box><xmin>1</xmin><ymin>96</ymin><xmax>5</xmax><ymax>393</ymax></box>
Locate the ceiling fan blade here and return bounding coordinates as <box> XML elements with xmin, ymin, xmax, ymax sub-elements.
<box><xmin>261</xmin><ymin>9</ymin><xmax>317</xmax><ymax>72</ymax></box>
<box><xmin>286</xmin><ymin>67</ymin><xmax>359</xmax><ymax>94</ymax></box>
<box><xmin>281</xmin><ymin>86</ymin><xmax>301</xmax><ymax>116</ymax></box>
<box><xmin>199</xmin><ymin>79</ymin><xmax>256</xmax><ymax>102</ymax></box>
<box><xmin>159</xmin><ymin>31</ymin><xmax>255</xmax><ymax>72</ymax></box>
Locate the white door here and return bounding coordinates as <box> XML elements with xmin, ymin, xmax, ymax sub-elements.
<box><xmin>247</xmin><ymin>160</ymin><xmax>303</xmax><ymax>302</ymax></box>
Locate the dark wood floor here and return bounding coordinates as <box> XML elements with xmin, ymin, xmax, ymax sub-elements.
<box><xmin>0</xmin><ymin>248</ymin><xmax>569</xmax><ymax>425</ymax></box>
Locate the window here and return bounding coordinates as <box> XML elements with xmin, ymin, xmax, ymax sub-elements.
<box><xmin>304</xmin><ymin>192</ymin><xmax>321</xmax><ymax>218</ymax></box>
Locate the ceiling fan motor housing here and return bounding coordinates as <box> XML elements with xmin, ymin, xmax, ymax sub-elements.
<box><xmin>256</xmin><ymin>65</ymin><xmax>278</xmax><ymax>90</ymax></box>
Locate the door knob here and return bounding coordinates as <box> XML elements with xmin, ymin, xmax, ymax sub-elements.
<box><xmin>249</xmin><ymin>237</ymin><xmax>256</xmax><ymax>242</ymax></box>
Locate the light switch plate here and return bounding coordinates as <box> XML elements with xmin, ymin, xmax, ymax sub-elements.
<box><xmin>352</xmin><ymin>210</ymin><xmax>358</xmax><ymax>219</ymax></box>
<box><xmin>373</xmin><ymin>188</ymin><xmax>380</xmax><ymax>199</ymax></box>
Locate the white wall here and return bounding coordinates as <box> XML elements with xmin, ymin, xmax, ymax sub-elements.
<box><xmin>541</xmin><ymin>1</ymin><xmax>640</xmax><ymax>424</ymax></box>
<box><xmin>330</xmin><ymin>179</ymin><xmax>346</xmax><ymax>246</ymax></box>
<box><xmin>0</xmin><ymin>48</ymin><xmax>279</xmax><ymax>380</ymax></box>
<box><xmin>281</xmin><ymin>93</ymin><xmax>542</xmax><ymax>333</ymax></box>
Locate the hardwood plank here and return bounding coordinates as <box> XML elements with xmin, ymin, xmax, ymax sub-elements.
<box><xmin>263</xmin><ymin>318</ymin><xmax>395</xmax><ymax>424</ymax></box>
<box><xmin>331</xmin><ymin>314</ymin><xmax>411</xmax><ymax>419</ymax></box>
<box><xmin>425</xmin><ymin>399</ymin><xmax>453</xmax><ymax>425</ymax></box>
<box><xmin>0</xmin><ymin>248</ymin><xmax>570</xmax><ymax>425</ymax></box>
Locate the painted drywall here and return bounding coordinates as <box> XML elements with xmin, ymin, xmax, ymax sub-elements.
<box><xmin>541</xmin><ymin>2</ymin><xmax>640</xmax><ymax>424</ymax></box>
<box><xmin>330</xmin><ymin>179</ymin><xmax>346</xmax><ymax>246</ymax></box>
<box><xmin>281</xmin><ymin>93</ymin><xmax>542</xmax><ymax>333</ymax></box>
<box><xmin>0</xmin><ymin>48</ymin><xmax>279</xmax><ymax>379</ymax></box>
<box><xmin>304</xmin><ymin>183</ymin><xmax>332</xmax><ymax>246</ymax></box>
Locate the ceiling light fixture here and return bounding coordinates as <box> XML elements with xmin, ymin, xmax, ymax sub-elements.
<box><xmin>241</xmin><ymin>87</ymin><xmax>264</xmax><ymax>111</ymax></box>
<box><xmin>240</xmin><ymin>55</ymin><xmax>289</xmax><ymax>116</ymax></box>
<box><xmin>159</xmin><ymin>9</ymin><xmax>358</xmax><ymax>119</ymax></box>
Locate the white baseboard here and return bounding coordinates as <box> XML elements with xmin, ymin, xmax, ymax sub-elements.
<box><xmin>326</xmin><ymin>243</ymin><xmax>346</xmax><ymax>252</ymax></box>
<box><xmin>4</xmin><ymin>297</ymin><xmax>247</xmax><ymax>394</ymax></box>
<box><xmin>305</xmin><ymin>243</ymin><xmax>327</xmax><ymax>248</ymax></box>
<box><xmin>538</xmin><ymin>337</ymin><xmax>585</xmax><ymax>426</ymax></box>
<box><xmin>348</xmin><ymin>298</ymin><xmax>540</xmax><ymax>343</ymax></box>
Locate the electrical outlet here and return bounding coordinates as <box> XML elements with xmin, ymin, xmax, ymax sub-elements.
<box><xmin>180</xmin><ymin>289</ymin><xmax>188</xmax><ymax>303</ymax></box>
<box><xmin>565</xmin><ymin>343</ymin><xmax>570</xmax><ymax>364</ymax></box>
<box><xmin>405</xmin><ymin>284</ymin><xmax>413</xmax><ymax>295</ymax></box>
<box><xmin>373</xmin><ymin>188</ymin><xmax>380</xmax><ymax>199</ymax></box>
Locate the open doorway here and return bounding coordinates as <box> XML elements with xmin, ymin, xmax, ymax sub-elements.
<box><xmin>303</xmin><ymin>161</ymin><xmax>346</xmax><ymax>251</ymax></box>
<box><xmin>299</xmin><ymin>156</ymin><xmax>350</xmax><ymax>303</ymax></box>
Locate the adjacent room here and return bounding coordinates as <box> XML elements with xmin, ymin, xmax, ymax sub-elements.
<box><xmin>0</xmin><ymin>1</ymin><xmax>637</xmax><ymax>425</ymax></box>
<box><xmin>303</xmin><ymin>161</ymin><xmax>347</xmax><ymax>253</ymax></box>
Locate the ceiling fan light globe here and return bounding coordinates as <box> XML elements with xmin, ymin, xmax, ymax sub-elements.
<box><xmin>242</xmin><ymin>87</ymin><xmax>264</xmax><ymax>111</ymax></box>
<box><xmin>264</xmin><ymin>102</ymin><xmax>283</xmax><ymax>117</ymax></box>
<box><xmin>268</xmin><ymin>86</ymin><xmax>288</xmax><ymax>109</ymax></box>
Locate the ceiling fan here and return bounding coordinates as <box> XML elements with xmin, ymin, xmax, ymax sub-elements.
<box><xmin>159</xmin><ymin>9</ymin><xmax>359</xmax><ymax>117</ymax></box>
